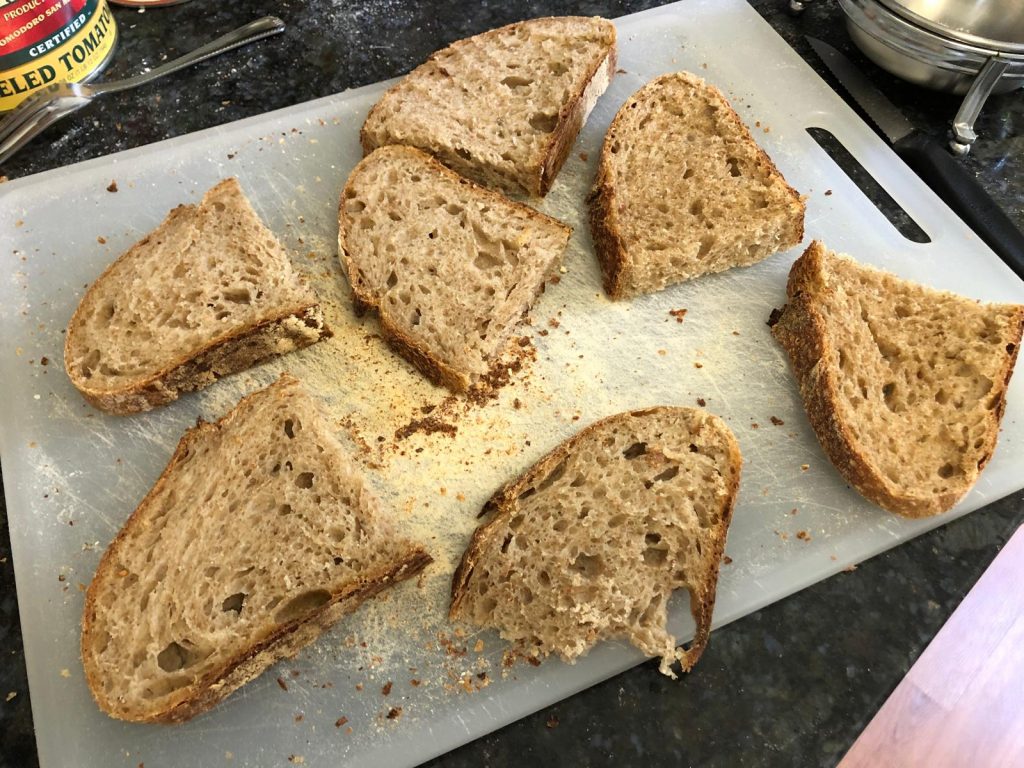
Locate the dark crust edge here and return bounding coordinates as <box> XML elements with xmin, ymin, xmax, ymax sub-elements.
<box><xmin>67</xmin><ymin>305</ymin><xmax>331</xmax><ymax>415</ymax></box>
<box><xmin>770</xmin><ymin>240</ymin><xmax>1024</xmax><ymax>518</ymax></box>
<box><xmin>449</xmin><ymin>406</ymin><xmax>742</xmax><ymax>673</ymax></box>
<box><xmin>361</xmin><ymin>17</ymin><xmax>617</xmax><ymax>197</ymax></box>
<box><xmin>337</xmin><ymin>145</ymin><xmax>571</xmax><ymax>393</ymax></box>
<box><xmin>588</xmin><ymin>72</ymin><xmax>806</xmax><ymax>300</ymax></box>
<box><xmin>80</xmin><ymin>374</ymin><xmax>433</xmax><ymax>723</ymax></box>
<box><xmin>63</xmin><ymin>179</ymin><xmax>331</xmax><ymax>415</ymax></box>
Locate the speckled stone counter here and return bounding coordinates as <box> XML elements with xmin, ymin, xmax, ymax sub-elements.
<box><xmin>2</xmin><ymin>2</ymin><xmax>1022</xmax><ymax>766</ymax></box>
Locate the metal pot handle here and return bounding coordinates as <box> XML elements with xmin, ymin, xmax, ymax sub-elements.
<box><xmin>950</xmin><ymin>56</ymin><xmax>1011</xmax><ymax>155</ymax></box>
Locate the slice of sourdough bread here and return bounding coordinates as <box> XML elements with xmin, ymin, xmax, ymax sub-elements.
<box><xmin>589</xmin><ymin>72</ymin><xmax>805</xmax><ymax>299</ymax></box>
<box><xmin>361</xmin><ymin>16</ymin><xmax>617</xmax><ymax>197</ymax></box>
<box><xmin>450</xmin><ymin>407</ymin><xmax>741</xmax><ymax>676</ymax></box>
<box><xmin>64</xmin><ymin>178</ymin><xmax>330</xmax><ymax>415</ymax></box>
<box><xmin>339</xmin><ymin>145</ymin><xmax>571</xmax><ymax>392</ymax></box>
<box><xmin>81</xmin><ymin>375</ymin><xmax>432</xmax><ymax>723</ymax></box>
<box><xmin>770</xmin><ymin>241</ymin><xmax>1024</xmax><ymax>517</ymax></box>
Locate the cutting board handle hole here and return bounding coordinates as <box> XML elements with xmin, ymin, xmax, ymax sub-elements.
<box><xmin>807</xmin><ymin>127</ymin><xmax>931</xmax><ymax>244</ymax></box>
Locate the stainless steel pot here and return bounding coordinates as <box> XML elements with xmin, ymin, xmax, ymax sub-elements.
<box><xmin>792</xmin><ymin>0</ymin><xmax>1024</xmax><ymax>154</ymax></box>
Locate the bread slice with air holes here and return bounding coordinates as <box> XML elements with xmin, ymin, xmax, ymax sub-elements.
<box><xmin>770</xmin><ymin>241</ymin><xmax>1024</xmax><ymax>517</ymax></box>
<box><xmin>338</xmin><ymin>145</ymin><xmax>571</xmax><ymax>392</ymax></box>
<box><xmin>64</xmin><ymin>178</ymin><xmax>330</xmax><ymax>415</ymax></box>
<box><xmin>589</xmin><ymin>72</ymin><xmax>805</xmax><ymax>299</ymax></box>
<box><xmin>361</xmin><ymin>16</ymin><xmax>617</xmax><ymax>197</ymax></box>
<box><xmin>450</xmin><ymin>407</ymin><xmax>741</xmax><ymax>677</ymax></box>
<box><xmin>81</xmin><ymin>374</ymin><xmax>432</xmax><ymax>723</ymax></box>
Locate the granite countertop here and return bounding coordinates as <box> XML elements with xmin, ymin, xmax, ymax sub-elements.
<box><xmin>2</xmin><ymin>1</ymin><xmax>1022</xmax><ymax>766</ymax></box>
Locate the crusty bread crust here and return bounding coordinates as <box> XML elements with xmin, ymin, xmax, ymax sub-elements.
<box><xmin>361</xmin><ymin>16</ymin><xmax>616</xmax><ymax>197</ymax></box>
<box><xmin>537</xmin><ymin>33</ymin><xmax>616</xmax><ymax>196</ymax></box>
<box><xmin>81</xmin><ymin>374</ymin><xmax>432</xmax><ymax>723</ymax></box>
<box><xmin>338</xmin><ymin>146</ymin><xmax>570</xmax><ymax>392</ymax></box>
<box><xmin>588</xmin><ymin>73</ymin><xmax>805</xmax><ymax>299</ymax></box>
<box><xmin>64</xmin><ymin>180</ymin><xmax>331</xmax><ymax>414</ymax></box>
<box><xmin>770</xmin><ymin>241</ymin><xmax>1024</xmax><ymax>517</ymax></box>
<box><xmin>68</xmin><ymin>305</ymin><xmax>330</xmax><ymax>415</ymax></box>
<box><xmin>450</xmin><ymin>407</ymin><xmax>742</xmax><ymax>672</ymax></box>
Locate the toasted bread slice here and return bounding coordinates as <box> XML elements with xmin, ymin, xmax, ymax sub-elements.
<box><xmin>589</xmin><ymin>72</ymin><xmax>805</xmax><ymax>299</ymax></box>
<box><xmin>338</xmin><ymin>145</ymin><xmax>571</xmax><ymax>392</ymax></box>
<box><xmin>770</xmin><ymin>241</ymin><xmax>1024</xmax><ymax>517</ymax></box>
<box><xmin>81</xmin><ymin>375</ymin><xmax>432</xmax><ymax>723</ymax></box>
<box><xmin>450</xmin><ymin>407</ymin><xmax>741</xmax><ymax>676</ymax></box>
<box><xmin>64</xmin><ymin>179</ymin><xmax>330</xmax><ymax>414</ymax></box>
<box><xmin>361</xmin><ymin>16</ymin><xmax>616</xmax><ymax>197</ymax></box>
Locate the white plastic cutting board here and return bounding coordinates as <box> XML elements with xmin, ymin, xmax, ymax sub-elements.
<box><xmin>2</xmin><ymin>2</ymin><xmax>1023</xmax><ymax>766</ymax></box>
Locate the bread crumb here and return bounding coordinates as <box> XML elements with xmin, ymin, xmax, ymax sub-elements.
<box><xmin>801</xmin><ymin>464</ymin><xmax>810</xmax><ymax>471</ymax></box>
<box><xmin>40</xmin><ymin>356</ymin><xmax>49</xmax><ymax>366</ymax></box>
<box><xmin>14</xmin><ymin>220</ymin><xmax>24</xmax><ymax>228</ymax></box>
<box><xmin>824</xmin><ymin>189</ymin><xmax>833</xmax><ymax>196</ymax></box>
<box><xmin>277</xmin><ymin>676</ymin><xmax>288</xmax><ymax>691</ymax></box>
<box><xmin>843</xmin><ymin>564</ymin><xmax>858</xmax><ymax>572</ymax></box>
<box><xmin>386</xmin><ymin>707</ymin><xmax>403</xmax><ymax>720</ymax></box>
<box><xmin>789</xmin><ymin>508</ymin><xmax>798</xmax><ymax>515</ymax></box>
<box><xmin>410</xmin><ymin>678</ymin><xmax>421</xmax><ymax>687</ymax></box>
<box><xmin>5</xmin><ymin>691</ymin><xmax>16</xmax><ymax>701</ymax></box>
<box><xmin>722</xmin><ymin>555</ymin><xmax>733</xmax><ymax>565</ymax></box>
<box><xmin>579</xmin><ymin>151</ymin><xmax>589</xmax><ymax>162</ymax></box>
<box><xmin>696</xmin><ymin>398</ymin><xmax>706</xmax><ymax>407</ymax></box>
<box><xmin>657</xmin><ymin>349</ymin><xmax>667</xmax><ymax>356</ymax></box>
<box><xmin>694</xmin><ymin>362</ymin><xmax>703</xmax><ymax>369</ymax></box>
<box><xmin>106</xmin><ymin>180</ymin><xmax>118</xmax><ymax>193</ymax></box>
<box><xmin>335</xmin><ymin>716</ymin><xmax>348</xmax><ymax>728</ymax></box>
<box><xmin>97</xmin><ymin>236</ymin><xmax>107</xmax><ymax>245</ymax></box>
<box><xmin>60</xmin><ymin>669</ymin><xmax>70</xmax><ymax>678</ymax></box>
<box><xmin>669</xmin><ymin>308</ymin><xmax>687</xmax><ymax>323</ymax></box>
<box><xmin>355</xmin><ymin>683</ymin><xmax>363</xmax><ymax>691</ymax></box>
<box><xmin>288</xmin><ymin>756</ymin><xmax>304</xmax><ymax>764</ymax></box>
<box><xmin>381</xmin><ymin>681</ymin><xmax>392</xmax><ymax>696</ymax></box>
<box><xmin>770</xmin><ymin>416</ymin><xmax>784</xmax><ymax>426</ymax></box>
<box><xmin>774</xmin><ymin>530</ymin><xmax>789</xmax><ymax>541</ymax></box>
<box><xmin>750</xmin><ymin>422</ymin><xmax>759</xmax><ymax>429</ymax></box>
<box><xmin>294</xmin><ymin>713</ymin><xmax>303</xmax><ymax>723</ymax></box>
<box><xmin>473</xmin><ymin>639</ymin><xmax>484</xmax><ymax>653</ymax></box>
<box><xmin>546</xmin><ymin>714</ymin><xmax>560</xmax><ymax>728</ymax></box>
<box><xmin>796</xmin><ymin>530</ymin><xmax>811</xmax><ymax>541</ymax></box>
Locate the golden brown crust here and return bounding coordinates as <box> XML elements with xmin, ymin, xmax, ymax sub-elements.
<box><xmin>361</xmin><ymin>17</ymin><xmax>616</xmax><ymax>197</ymax></box>
<box><xmin>450</xmin><ymin>407</ymin><xmax>741</xmax><ymax>672</ymax></box>
<box><xmin>80</xmin><ymin>375</ymin><xmax>432</xmax><ymax>723</ymax></box>
<box><xmin>771</xmin><ymin>241</ymin><xmax>1024</xmax><ymax>518</ymax></box>
<box><xmin>588</xmin><ymin>73</ymin><xmax>805</xmax><ymax>300</ymax></box>
<box><xmin>337</xmin><ymin>145</ymin><xmax>570</xmax><ymax>392</ymax></box>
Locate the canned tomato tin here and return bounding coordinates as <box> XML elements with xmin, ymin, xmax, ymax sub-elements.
<box><xmin>0</xmin><ymin>0</ymin><xmax>117</xmax><ymax>112</ymax></box>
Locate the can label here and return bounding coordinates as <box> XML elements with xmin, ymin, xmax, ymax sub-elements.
<box><xmin>0</xmin><ymin>0</ymin><xmax>116</xmax><ymax>111</ymax></box>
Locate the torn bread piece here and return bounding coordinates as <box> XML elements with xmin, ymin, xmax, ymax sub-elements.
<box><xmin>65</xmin><ymin>178</ymin><xmax>330</xmax><ymax>414</ymax></box>
<box><xmin>339</xmin><ymin>145</ymin><xmax>571</xmax><ymax>392</ymax></box>
<box><xmin>81</xmin><ymin>375</ymin><xmax>432</xmax><ymax>722</ymax></box>
<box><xmin>451</xmin><ymin>406</ymin><xmax>741</xmax><ymax>676</ymax></box>
<box><xmin>361</xmin><ymin>16</ymin><xmax>617</xmax><ymax>196</ymax></box>
<box><xmin>590</xmin><ymin>72</ymin><xmax>805</xmax><ymax>298</ymax></box>
<box><xmin>770</xmin><ymin>241</ymin><xmax>1023</xmax><ymax>517</ymax></box>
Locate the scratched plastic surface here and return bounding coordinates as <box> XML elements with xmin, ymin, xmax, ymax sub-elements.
<box><xmin>2</xmin><ymin>2</ymin><xmax>1023</xmax><ymax>766</ymax></box>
